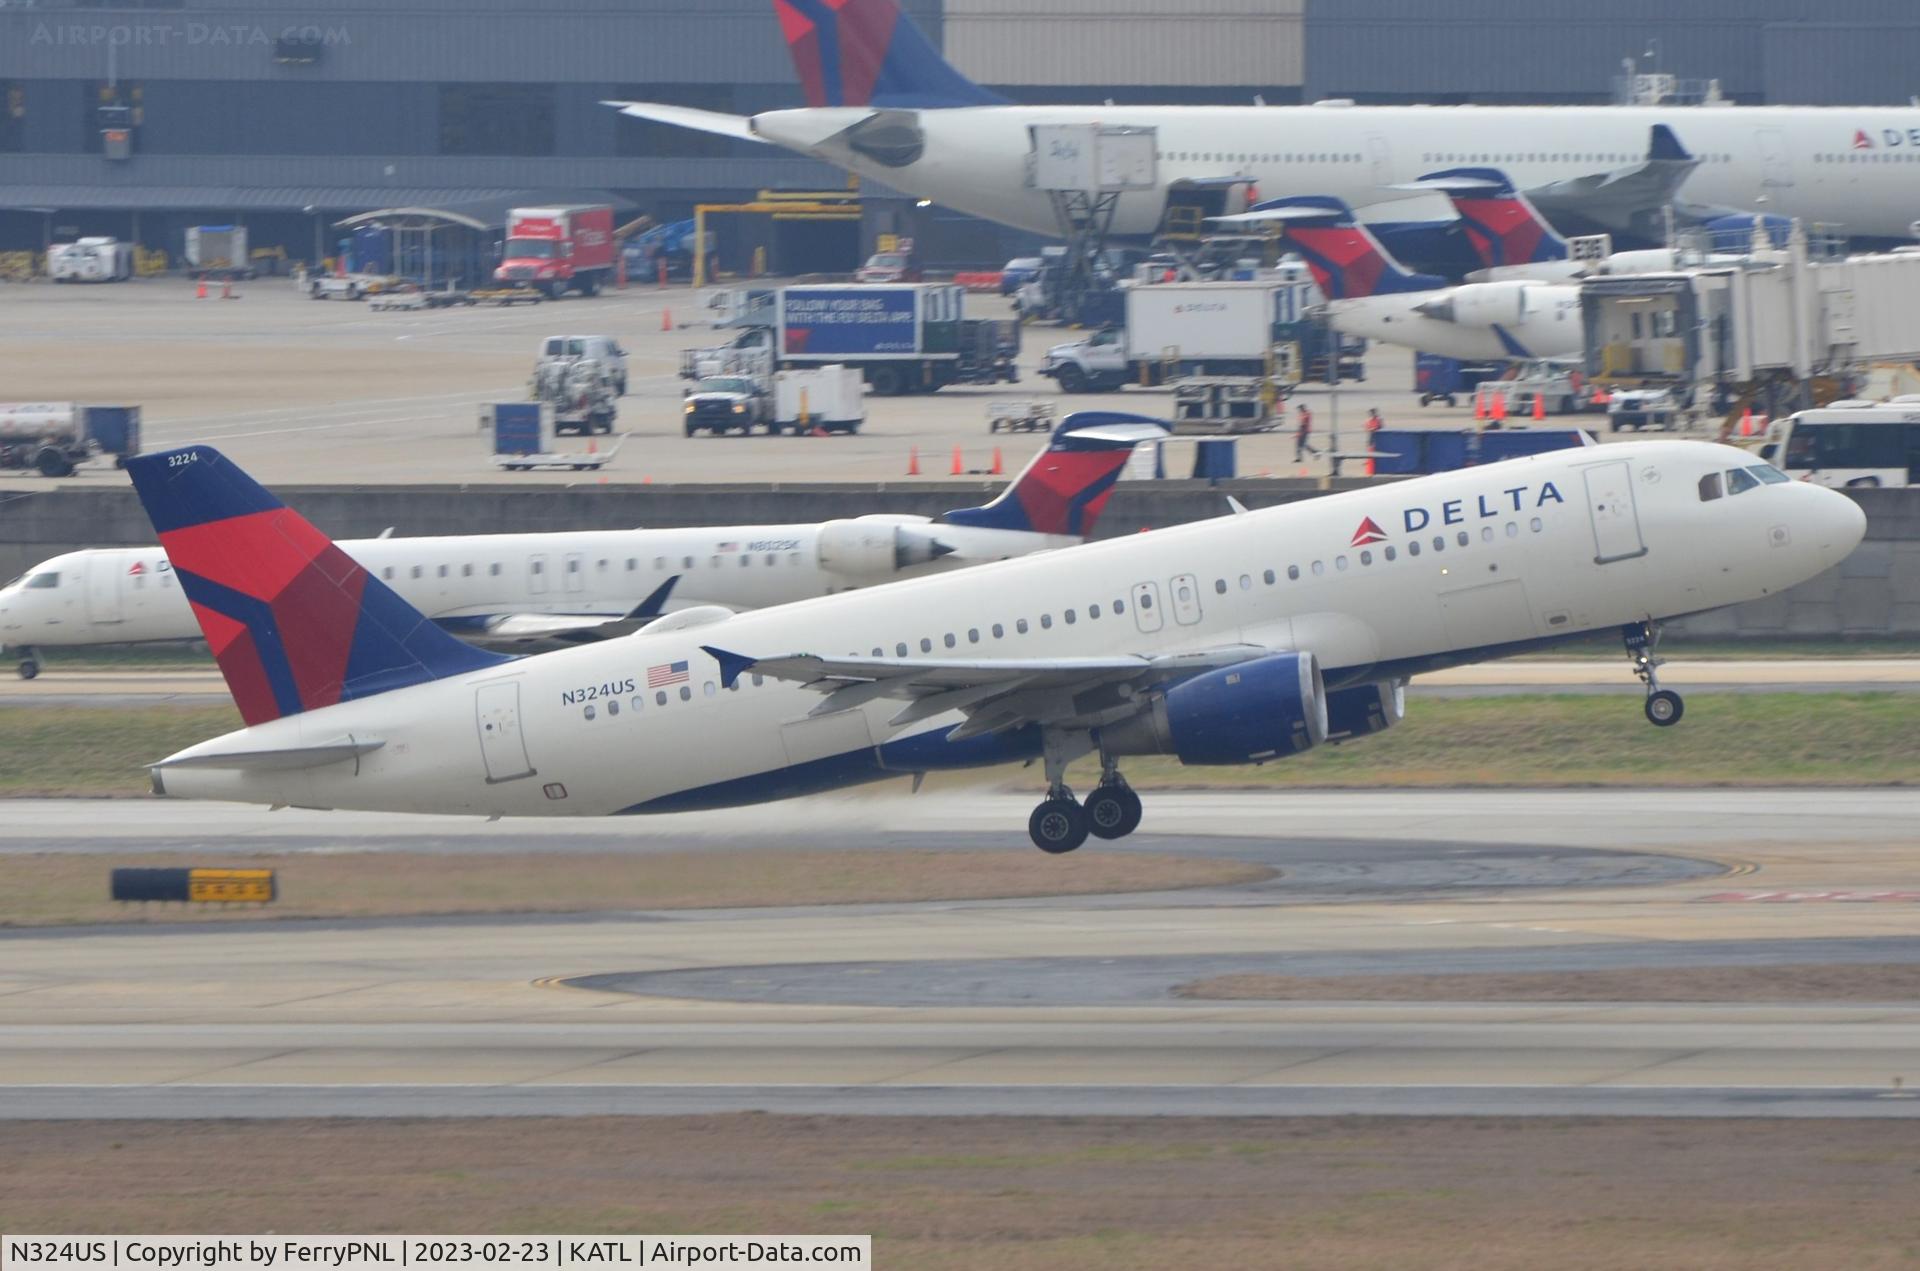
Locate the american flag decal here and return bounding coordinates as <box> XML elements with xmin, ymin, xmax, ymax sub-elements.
<box><xmin>647</xmin><ymin>660</ymin><xmax>690</xmax><ymax>688</ymax></box>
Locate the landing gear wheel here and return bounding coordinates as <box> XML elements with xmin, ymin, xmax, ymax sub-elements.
<box><xmin>1028</xmin><ymin>795</ymin><xmax>1088</xmax><ymax>854</ymax></box>
<box><xmin>1085</xmin><ymin>783</ymin><xmax>1143</xmax><ymax>840</ymax></box>
<box><xmin>1645</xmin><ymin>690</ymin><xmax>1684</xmax><ymax>727</ymax></box>
<box><xmin>17</xmin><ymin>657</ymin><xmax>39</xmax><ymax>681</ymax></box>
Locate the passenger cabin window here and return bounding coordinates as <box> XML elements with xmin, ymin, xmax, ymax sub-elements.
<box><xmin>1726</xmin><ymin>468</ymin><xmax>1760</xmax><ymax>496</ymax></box>
<box><xmin>1698</xmin><ymin>473</ymin><xmax>1723</xmax><ymax>502</ymax></box>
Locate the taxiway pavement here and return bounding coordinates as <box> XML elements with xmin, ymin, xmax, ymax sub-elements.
<box><xmin>2</xmin><ymin>791</ymin><xmax>1918</xmax><ymax>1119</ymax></box>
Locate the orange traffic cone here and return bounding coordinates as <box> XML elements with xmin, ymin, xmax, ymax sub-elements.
<box><xmin>1474</xmin><ymin>392</ymin><xmax>1487</xmax><ymax>421</ymax></box>
<box><xmin>950</xmin><ymin>446</ymin><xmax>964</xmax><ymax>476</ymax></box>
<box><xmin>661</xmin><ymin>308</ymin><xmax>673</xmax><ymax>332</ymax></box>
<box><xmin>1739</xmin><ymin>407</ymin><xmax>1755</xmax><ymax>437</ymax></box>
<box><xmin>990</xmin><ymin>447</ymin><xmax>1004</xmax><ymax>475</ymax></box>
<box><xmin>906</xmin><ymin>447</ymin><xmax>921</xmax><ymax>476</ymax></box>
<box><xmin>220</xmin><ymin>278</ymin><xmax>235</xmax><ymax>300</ymax></box>
<box><xmin>1492</xmin><ymin>393</ymin><xmax>1508</xmax><ymax>422</ymax></box>
<box><xmin>195</xmin><ymin>278</ymin><xmax>207</xmax><ymax>300</ymax></box>
<box><xmin>587</xmin><ymin>439</ymin><xmax>598</xmax><ymax>454</ymax></box>
<box><xmin>1531</xmin><ymin>391</ymin><xmax>1546</xmax><ymax>421</ymax></box>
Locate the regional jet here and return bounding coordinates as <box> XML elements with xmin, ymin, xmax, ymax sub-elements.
<box><xmin>0</xmin><ymin>417</ymin><xmax>1160</xmax><ymax>678</ymax></box>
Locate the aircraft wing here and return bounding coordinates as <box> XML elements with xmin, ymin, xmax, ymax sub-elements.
<box><xmin>702</xmin><ymin>644</ymin><xmax>1269</xmax><ymax>737</ymax></box>
<box><xmin>603</xmin><ymin>101</ymin><xmax>766</xmax><ymax>144</ymax></box>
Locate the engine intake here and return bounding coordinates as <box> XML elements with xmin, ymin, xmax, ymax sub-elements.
<box><xmin>1103</xmin><ymin>652</ymin><xmax>1328</xmax><ymax>766</ymax></box>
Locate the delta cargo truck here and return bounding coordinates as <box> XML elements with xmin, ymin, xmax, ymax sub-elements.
<box><xmin>1041</xmin><ymin>280</ymin><xmax>1357</xmax><ymax>392</ymax></box>
<box><xmin>681</xmin><ymin>284</ymin><xmax>1019</xmax><ymax>396</ymax></box>
<box><xmin>494</xmin><ymin>205</ymin><xmax>616</xmax><ymax>297</ymax></box>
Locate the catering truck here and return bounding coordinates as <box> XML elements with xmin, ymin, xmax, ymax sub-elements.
<box><xmin>681</xmin><ymin>284</ymin><xmax>1019</xmax><ymax>395</ymax></box>
<box><xmin>493</xmin><ymin>204</ymin><xmax>616</xmax><ymax>297</ymax></box>
<box><xmin>1040</xmin><ymin>279</ymin><xmax>1330</xmax><ymax>392</ymax></box>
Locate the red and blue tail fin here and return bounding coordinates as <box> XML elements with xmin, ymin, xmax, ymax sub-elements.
<box><xmin>127</xmin><ymin>446</ymin><xmax>509</xmax><ymax>727</ymax></box>
<box><xmin>942</xmin><ymin>413</ymin><xmax>1167</xmax><ymax>539</ymax></box>
<box><xmin>774</xmin><ymin>0</ymin><xmax>1004</xmax><ymax>108</ymax></box>
<box><xmin>1418</xmin><ymin>168</ymin><xmax>1568</xmax><ymax>270</ymax></box>
<box><xmin>1252</xmin><ymin>197</ymin><xmax>1448</xmax><ymax>300</ymax></box>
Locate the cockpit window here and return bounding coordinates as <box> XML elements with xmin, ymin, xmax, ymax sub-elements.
<box><xmin>1748</xmin><ymin>464</ymin><xmax>1791</xmax><ymax>485</ymax></box>
<box><xmin>1697</xmin><ymin>473</ymin><xmax>1722</xmax><ymax>502</ymax></box>
<box><xmin>24</xmin><ymin>572</ymin><xmax>60</xmax><ymax>589</ymax></box>
<box><xmin>1726</xmin><ymin>468</ymin><xmax>1760</xmax><ymax>496</ymax></box>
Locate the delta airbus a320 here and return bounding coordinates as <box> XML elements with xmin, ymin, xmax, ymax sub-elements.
<box><xmin>131</xmin><ymin>424</ymin><xmax>1863</xmax><ymax>853</ymax></box>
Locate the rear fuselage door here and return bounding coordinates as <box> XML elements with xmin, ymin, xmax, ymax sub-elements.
<box><xmin>1582</xmin><ymin>459</ymin><xmax>1649</xmax><ymax>564</ymax></box>
<box><xmin>475</xmin><ymin>680</ymin><xmax>536</xmax><ymax>784</ymax></box>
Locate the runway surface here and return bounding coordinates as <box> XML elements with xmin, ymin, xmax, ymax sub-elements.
<box><xmin>6</xmin><ymin>659</ymin><xmax>1917</xmax><ymax>707</ymax></box>
<box><xmin>4</xmin><ymin>790</ymin><xmax>1919</xmax><ymax>1119</ymax></box>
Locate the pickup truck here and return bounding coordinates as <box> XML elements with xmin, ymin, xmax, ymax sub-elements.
<box><xmin>683</xmin><ymin>376</ymin><xmax>772</xmax><ymax>436</ymax></box>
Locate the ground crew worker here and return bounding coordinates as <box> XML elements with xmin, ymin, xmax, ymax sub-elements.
<box><xmin>1294</xmin><ymin>404</ymin><xmax>1314</xmax><ymax>463</ymax></box>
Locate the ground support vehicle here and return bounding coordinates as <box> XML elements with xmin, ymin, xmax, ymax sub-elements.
<box><xmin>494</xmin><ymin>205</ymin><xmax>616</xmax><ymax>297</ymax></box>
<box><xmin>1041</xmin><ymin>281</ymin><xmax>1317</xmax><ymax>393</ymax></box>
<box><xmin>48</xmin><ymin>238</ymin><xmax>133</xmax><ymax>283</ymax></box>
<box><xmin>531</xmin><ymin>358</ymin><xmax>619</xmax><ymax>436</ymax></box>
<box><xmin>683</xmin><ymin>376</ymin><xmax>773</xmax><ymax>436</ymax></box>
<box><xmin>989</xmin><ymin>400</ymin><xmax>1056</xmax><ymax>433</ymax></box>
<box><xmin>774</xmin><ymin>367</ymin><xmax>864</xmax><ymax>435</ymax></box>
<box><xmin>0</xmin><ymin>403</ymin><xmax>140</xmax><ymax>478</ymax></box>
<box><xmin>1415</xmin><ymin>352</ymin><xmax>1503</xmax><ymax>407</ymax></box>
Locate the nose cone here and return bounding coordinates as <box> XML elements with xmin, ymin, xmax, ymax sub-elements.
<box><xmin>1808</xmin><ymin>484</ymin><xmax>1869</xmax><ymax>569</ymax></box>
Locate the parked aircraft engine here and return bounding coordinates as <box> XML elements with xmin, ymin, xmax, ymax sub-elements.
<box><xmin>816</xmin><ymin>518</ymin><xmax>954</xmax><ymax>577</ymax></box>
<box><xmin>1324</xmin><ymin>680</ymin><xmax>1406</xmax><ymax>742</ymax></box>
<box><xmin>1102</xmin><ymin>652</ymin><xmax>1328</xmax><ymax>766</ymax></box>
<box><xmin>1416</xmin><ymin>281</ymin><xmax>1529</xmax><ymax>327</ymax></box>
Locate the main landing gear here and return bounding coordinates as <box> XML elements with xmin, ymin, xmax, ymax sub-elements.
<box><xmin>1623</xmin><ymin>621</ymin><xmax>1684</xmax><ymax>727</ymax></box>
<box><xmin>1027</xmin><ymin>730</ymin><xmax>1144</xmax><ymax>853</ymax></box>
<box><xmin>14</xmin><ymin>646</ymin><xmax>39</xmax><ymax>680</ymax></box>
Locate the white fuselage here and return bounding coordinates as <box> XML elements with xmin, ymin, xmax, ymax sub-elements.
<box><xmin>1326</xmin><ymin>282</ymin><xmax>1583</xmax><ymax>361</ymax></box>
<box><xmin>0</xmin><ymin>521</ymin><xmax>1073</xmax><ymax>652</ymax></box>
<box><xmin>155</xmin><ymin>442</ymin><xmax>1865</xmax><ymax>817</ymax></box>
<box><xmin>753</xmin><ymin>104</ymin><xmax>1920</xmax><ymax>241</ymax></box>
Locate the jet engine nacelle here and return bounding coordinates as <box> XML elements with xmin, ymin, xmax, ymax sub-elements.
<box><xmin>816</xmin><ymin>517</ymin><xmax>952</xmax><ymax>578</ymax></box>
<box><xmin>1324</xmin><ymin>680</ymin><xmax>1406</xmax><ymax>742</ymax></box>
<box><xmin>1103</xmin><ymin>652</ymin><xmax>1328</xmax><ymax>766</ymax></box>
<box><xmin>1430</xmin><ymin>281</ymin><xmax>1530</xmax><ymax>328</ymax></box>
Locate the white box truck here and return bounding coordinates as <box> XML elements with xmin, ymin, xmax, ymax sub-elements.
<box><xmin>48</xmin><ymin>238</ymin><xmax>133</xmax><ymax>283</ymax></box>
<box><xmin>1040</xmin><ymin>281</ymin><xmax>1310</xmax><ymax>392</ymax></box>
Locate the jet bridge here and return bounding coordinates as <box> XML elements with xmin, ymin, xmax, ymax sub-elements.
<box><xmin>1582</xmin><ymin>229</ymin><xmax>1920</xmax><ymax>412</ymax></box>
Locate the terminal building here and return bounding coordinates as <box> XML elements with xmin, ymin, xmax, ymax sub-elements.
<box><xmin>2</xmin><ymin>0</ymin><xmax>1918</xmax><ymax>268</ymax></box>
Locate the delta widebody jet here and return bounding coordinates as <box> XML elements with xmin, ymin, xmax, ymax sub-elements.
<box><xmin>0</xmin><ymin>417</ymin><xmax>1158</xmax><ymax>678</ymax></box>
<box><xmin>611</xmin><ymin>1</ymin><xmax>1920</xmax><ymax>248</ymax></box>
<box><xmin>132</xmin><ymin>426</ymin><xmax>1862</xmax><ymax>854</ymax></box>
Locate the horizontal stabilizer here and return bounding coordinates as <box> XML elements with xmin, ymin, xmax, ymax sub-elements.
<box><xmin>153</xmin><ymin>738</ymin><xmax>385</xmax><ymax>772</ymax></box>
<box><xmin>604</xmin><ymin>101</ymin><xmax>765</xmax><ymax>143</ymax></box>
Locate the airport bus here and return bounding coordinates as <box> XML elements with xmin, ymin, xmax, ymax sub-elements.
<box><xmin>1760</xmin><ymin>403</ymin><xmax>1920</xmax><ymax>489</ymax></box>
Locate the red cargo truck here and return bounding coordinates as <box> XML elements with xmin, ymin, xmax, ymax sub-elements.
<box><xmin>494</xmin><ymin>204</ymin><xmax>615</xmax><ymax>297</ymax></box>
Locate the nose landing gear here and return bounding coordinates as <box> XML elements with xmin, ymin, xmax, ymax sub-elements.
<box><xmin>1624</xmin><ymin>621</ymin><xmax>1684</xmax><ymax>727</ymax></box>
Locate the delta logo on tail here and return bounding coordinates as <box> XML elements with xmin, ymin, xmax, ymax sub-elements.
<box><xmin>1350</xmin><ymin>517</ymin><xmax>1389</xmax><ymax>547</ymax></box>
<box><xmin>944</xmin><ymin>413</ymin><xmax>1166</xmax><ymax>539</ymax></box>
<box><xmin>1246</xmin><ymin>198</ymin><xmax>1446</xmax><ymax>301</ymax></box>
<box><xmin>773</xmin><ymin>0</ymin><xmax>1004</xmax><ymax>110</ymax></box>
<box><xmin>126</xmin><ymin>447</ymin><xmax>505</xmax><ymax>727</ymax></box>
